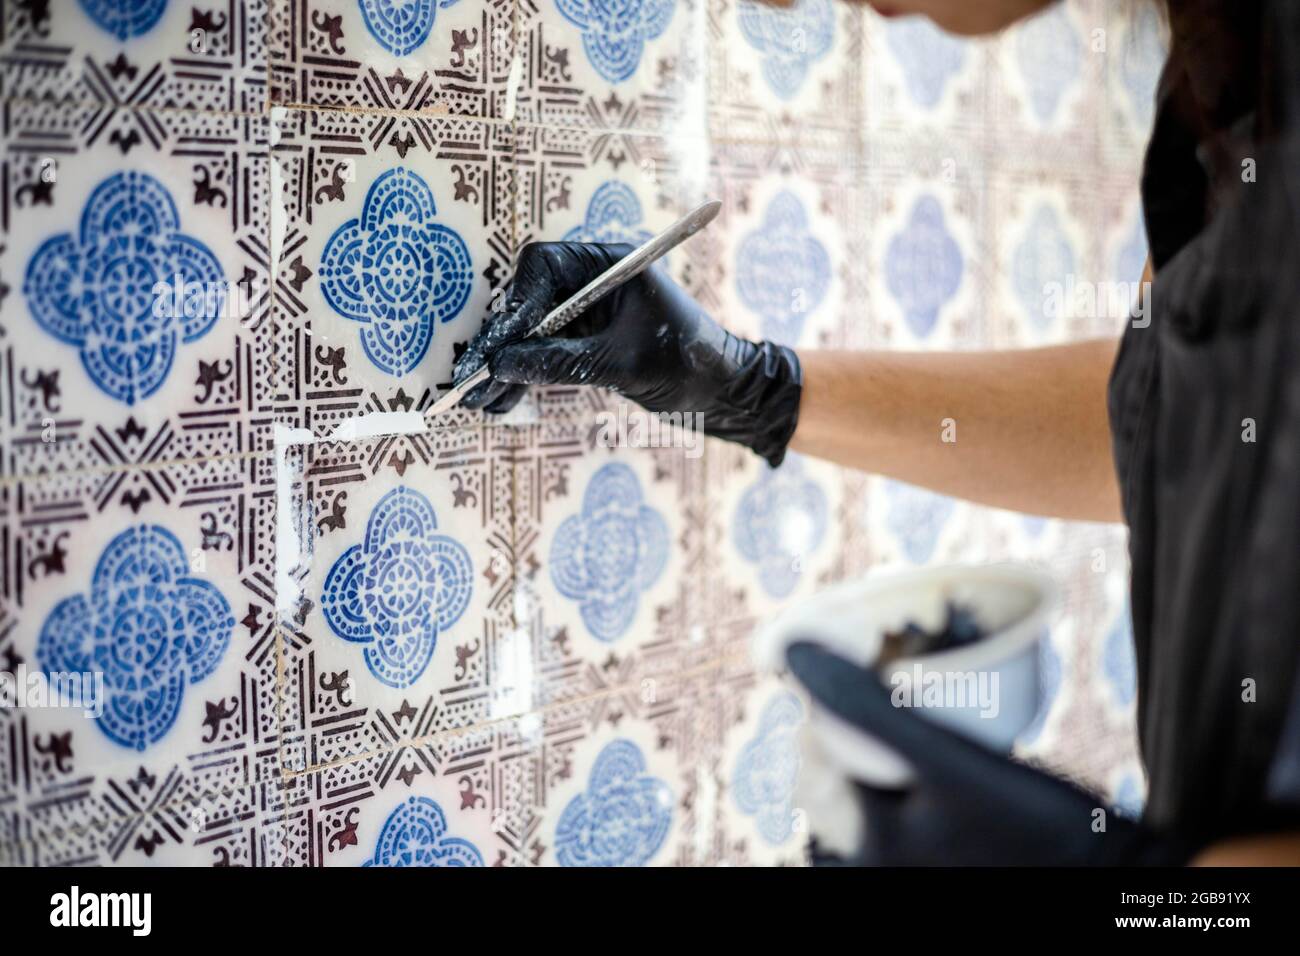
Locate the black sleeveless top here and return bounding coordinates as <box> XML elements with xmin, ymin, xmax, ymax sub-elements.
<box><xmin>1108</xmin><ymin>0</ymin><xmax>1300</xmax><ymax>840</ymax></box>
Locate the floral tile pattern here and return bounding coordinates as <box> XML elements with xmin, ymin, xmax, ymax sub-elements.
<box><xmin>510</xmin><ymin>418</ymin><xmax>709</xmax><ymax>709</ymax></box>
<box><xmin>271</xmin><ymin>108</ymin><xmax>514</xmax><ymax>436</ymax></box>
<box><xmin>0</xmin><ymin>0</ymin><xmax>1163</xmax><ymax>865</ymax></box>
<box><xmin>0</xmin><ymin>455</ymin><xmax>281</xmax><ymax>849</ymax></box>
<box><xmin>278</xmin><ymin>427</ymin><xmax>514</xmax><ymax>771</ymax></box>
<box><xmin>0</xmin><ymin>100</ymin><xmax>275</xmax><ymax>479</ymax></box>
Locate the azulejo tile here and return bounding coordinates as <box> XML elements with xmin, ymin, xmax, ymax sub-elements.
<box><xmin>519</xmin><ymin>679</ymin><xmax>716</xmax><ymax>866</ymax></box>
<box><xmin>0</xmin><ymin>0</ymin><xmax>268</xmax><ymax>113</ymax></box>
<box><xmin>707</xmin><ymin>138</ymin><xmax>863</xmax><ymax>352</ymax></box>
<box><xmin>277</xmin><ymin>426</ymin><xmax>515</xmax><ymax>771</ymax></box>
<box><xmin>281</xmin><ymin>725</ymin><xmax>532</xmax><ymax>866</ymax></box>
<box><xmin>707</xmin><ymin>0</ymin><xmax>861</xmax><ymax>138</ymax></box>
<box><xmin>986</xmin><ymin>170</ymin><xmax>1100</xmax><ymax>346</ymax></box>
<box><xmin>986</xmin><ymin>0</ymin><xmax>1102</xmax><ymax>173</ymax></box>
<box><xmin>271</xmin><ymin>108</ymin><xmax>514</xmax><ymax>437</ymax></box>
<box><xmin>863</xmin><ymin>474</ymin><xmax>981</xmax><ymax>569</ymax></box>
<box><xmin>0</xmin><ymin>100</ymin><xmax>274</xmax><ymax>478</ymax></box>
<box><xmin>0</xmin><ymin>455</ymin><xmax>281</xmax><ymax>849</ymax></box>
<box><xmin>711</xmin><ymin>670</ymin><xmax>808</xmax><ymax>866</ymax></box>
<box><xmin>864</xmin><ymin>160</ymin><xmax>987</xmax><ymax>349</ymax></box>
<box><xmin>510</xmin><ymin>418</ymin><xmax>709</xmax><ymax>710</ymax></box>
<box><xmin>268</xmin><ymin>0</ymin><xmax>514</xmax><ymax>118</ymax></box>
<box><xmin>862</xmin><ymin>10</ymin><xmax>988</xmax><ymax>135</ymax></box>
<box><xmin>704</xmin><ymin>439</ymin><xmax>848</xmax><ymax>627</ymax></box>
<box><xmin>516</xmin><ymin>0</ymin><xmax>708</xmax><ymax>134</ymax></box>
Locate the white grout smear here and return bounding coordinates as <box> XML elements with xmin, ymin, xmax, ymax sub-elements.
<box><xmin>325</xmin><ymin>411</ymin><xmax>426</xmax><ymax>442</ymax></box>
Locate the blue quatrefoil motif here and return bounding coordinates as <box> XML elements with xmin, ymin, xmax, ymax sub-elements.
<box><xmin>736</xmin><ymin>191</ymin><xmax>830</xmax><ymax>347</ymax></box>
<box><xmin>733</xmin><ymin>692</ymin><xmax>803</xmax><ymax>845</ymax></box>
<box><xmin>733</xmin><ymin>454</ymin><xmax>828</xmax><ymax>599</ymax></box>
<box><xmin>565</xmin><ymin>181</ymin><xmax>655</xmax><ymax>248</ymax></box>
<box><xmin>885</xmin><ymin>195</ymin><xmax>963</xmax><ymax>339</ymax></box>
<box><xmin>24</xmin><ymin>171</ymin><xmax>225</xmax><ymax>405</ymax></box>
<box><xmin>78</xmin><ymin>0</ymin><xmax>167</xmax><ymax>39</ymax></box>
<box><xmin>555</xmin><ymin>0</ymin><xmax>676</xmax><ymax>83</ymax></box>
<box><xmin>738</xmin><ymin>0</ymin><xmax>834</xmax><ymax>100</ymax></box>
<box><xmin>1014</xmin><ymin>3</ymin><xmax>1081</xmax><ymax>125</ymax></box>
<box><xmin>365</xmin><ymin>797</ymin><xmax>484</xmax><ymax>867</ymax></box>
<box><xmin>885</xmin><ymin>17</ymin><xmax>966</xmax><ymax>109</ymax></box>
<box><xmin>556</xmin><ymin>739</ymin><xmax>673</xmax><ymax>867</ymax></box>
<box><xmin>1012</xmin><ymin>203</ymin><xmax>1075</xmax><ymax>331</ymax></box>
<box><xmin>884</xmin><ymin>479</ymin><xmax>955</xmax><ymax>564</ymax></box>
<box><xmin>320</xmin><ymin>167</ymin><xmax>473</xmax><ymax>376</ymax></box>
<box><xmin>37</xmin><ymin>526</ymin><xmax>234</xmax><ymax>751</ymax></box>
<box><xmin>358</xmin><ymin>0</ymin><xmax>461</xmax><ymax>57</ymax></box>
<box><xmin>550</xmin><ymin>462</ymin><xmax>668</xmax><ymax>643</ymax></box>
<box><xmin>322</xmin><ymin>487</ymin><xmax>473</xmax><ymax>689</ymax></box>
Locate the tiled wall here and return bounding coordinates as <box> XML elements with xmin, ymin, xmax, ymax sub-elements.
<box><xmin>0</xmin><ymin>0</ymin><xmax>1163</xmax><ymax>865</ymax></box>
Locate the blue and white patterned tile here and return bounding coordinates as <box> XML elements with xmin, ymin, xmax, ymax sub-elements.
<box><xmin>0</xmin><ymin>100</ymin><xmax>274</xmax><ymax>479</ymax></box>
<box><xmin>708</xmin><ymin>0</ymin><xmax>861</xmax><ymax>137</ymax></box>
<box><xmin>512</xmin><ymin>121</ymin><xmax>712</xmax><ymax>421</ymax></box>
<box><xmin>511</xmin><ymin>418</ymin><xmax>709</xmax><ymax>709</ymax></box>
<box><xmin>268</xmin><ymin>0</ymin><xmax>514</xmax><ymax>118</ymax></box>
<box><xmin>714</xmin><ymin>676</ymin><xmax>807</xmax><ymax>866</ymax></box>
<box><xmin>281</xmin><ymin>726</ymin><xmax>531</xmax><ymax>866</ymax></box>
<box><xmin>706</xmin><ymin>138</ymin><xmax>862</xmax><ymax>352</ymax></box>
<box><xmin>271</xmin><ymin>108</ymin><xmax>515</xmax><ymax>438</ymax></box>
<box><xmin>0</xmin><ymin>454</ymin><xmax>282</xmax><ymax>849</ymax></box>
<box><xmin>986</xmin><ymin>0</ymin><xmax>1101</xmax><ymax>169</ymax></box>
<box><xmin>862</xmin><ymin>9</ymin><xmax>987</xmax><ymax>136</ymax></box>
<box><xmin>0</xmin><ymin>0</ymin><xmax>268</xmax><ymax>112</ymax></box>
<box><xmin>516</xmin><ymin>0</ymin><xmax>708</xmax><ymax>135</ymax></box>
<box><xmin>277</xmin><ymin>426</ymin><xmax>515</xmax><ymax>771</ymax></box>
<box><xmin>862</xmin><ymin>475</ymin><xmax>982</xmax><ymax>570</ymax></box>
<box><xmin>987</xmin><ymin>174</ymin><xmax>1099</xmax><ymax>346</ymax></box>
<box><xmin>865</xmin><ymin>166</ymin><xmax>985</xmax><ymax>349</ymax></box>
<box><xmin>521</xmin><ymin>688</ymin><xmax>710</xmax><ymax>866</ymax></box>
<box><xmin>704</xmin><ymin>437</ymin><xmax>845</xmax><ymax>627</ymax></box>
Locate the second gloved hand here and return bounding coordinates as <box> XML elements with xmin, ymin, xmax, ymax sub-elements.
<box><xmin>452</xmin><ymin>241</ymin><xmax>803</xmax><ymax>468</ymax></box>
<box><xmin>785</xmin><ymin>642</ymin><xmax>1197</xmax><ymax>866</ymax></box>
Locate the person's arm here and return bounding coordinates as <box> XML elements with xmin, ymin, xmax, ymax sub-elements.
<box><xmin>790</xmin><ymin>339</ymin><xmax>1122</xmax><ymax>522</ymax></box>
<box><xmin>791</xmin><ymin>254</ymin><xmax>1157</xmax><ymax>523</ymax></box>
<box><xmin>1192</xmin><ymin>833</ymin><xmax>1300</xmax><ymax>865</ymax></box>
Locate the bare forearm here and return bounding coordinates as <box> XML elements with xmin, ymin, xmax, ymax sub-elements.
<box><xmin>1193</xmin><ymin>832</ymin><xmax>1300</xmax><ymax>865</ymax></box>
<box><xmin>789</xmin><ymin>339</ymin><xmax>1123</xmax><ymax>522</ymax></box>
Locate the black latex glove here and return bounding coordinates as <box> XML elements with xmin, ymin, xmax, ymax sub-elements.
<box><xmin>785</xmin><ymin>642</ymin><xmax>1197</xmax><ymax>866</ymax></box>
<box><xmin>453</xmin><ymin>241</ymin><xmax>804</xmax><ymax>467</ymax></box>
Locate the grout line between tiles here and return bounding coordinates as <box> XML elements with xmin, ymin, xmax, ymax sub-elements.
<box><xmin>0</xmin><ymin>645</ymin><xmax>756</xmax><ymax>847</ymax></box>
<box><xmin>282</xmin><ymin>646</ymin><xmax>756</xmax><ymax>780</ymax></box>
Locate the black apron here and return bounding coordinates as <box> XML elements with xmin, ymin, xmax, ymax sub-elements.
<box><xmin>1108</xmin><ymin>0</ymin><xmax>1300</xmax><ymax>840</ymax></box>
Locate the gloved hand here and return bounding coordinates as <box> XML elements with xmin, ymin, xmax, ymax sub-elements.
<box><xmin>785</xmin><ymin>642</ymin><xmax>1197</xmax><ymax>866</ymax></box>
<box><xmin>453</xmin><ymin>241</ymin><xmax>804</xmax><ymax>467</ymax></box>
